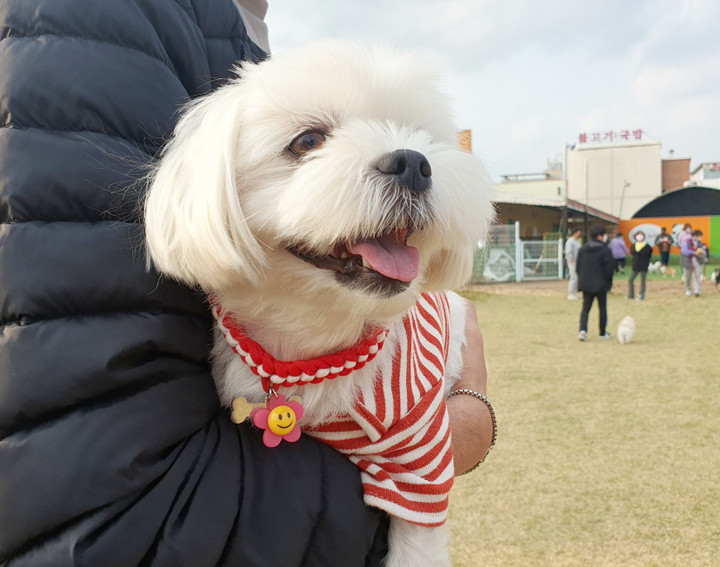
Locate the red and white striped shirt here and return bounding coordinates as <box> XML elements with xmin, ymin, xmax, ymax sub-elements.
<box><xmin>307</xmin><ymin>293</ymin><xmax>454</xmax><ymax>527</ymax></box>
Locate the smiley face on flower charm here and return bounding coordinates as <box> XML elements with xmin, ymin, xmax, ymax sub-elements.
<box><xmin>251</xmin><ymin>393</ymin><xmax>304</xmax><ymax>447</ymax></box>
<box><xmin>267</xmin><ymin>405</ymin><xmax>298</xmax><ymax>435</ymax></box>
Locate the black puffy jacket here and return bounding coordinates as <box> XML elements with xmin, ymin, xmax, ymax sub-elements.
<box><xmin>0</xmin><ymin>1</ymin><xmax>387</xmax><ymax>565</ymax></box>
<box><xmin>630</xmin><ymin>242</ymin><xmax>653</xmax><ymax>272</ymax></box>
<box><xmin>576</xmin><ymin>240</ymin><xmax>615</xmax><ymax>294</ymax></box>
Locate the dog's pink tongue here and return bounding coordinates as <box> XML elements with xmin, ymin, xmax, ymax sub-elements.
<box><xmin>348</xmin><ymin>234</ymin><xmax>420</xmax><ymax>282</ymax></box>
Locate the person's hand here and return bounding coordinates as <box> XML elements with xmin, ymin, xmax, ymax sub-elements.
<box><xmin>447</xmin><ymin>299</ymin><xmax>495</xmax><ymax>475</ymax></box>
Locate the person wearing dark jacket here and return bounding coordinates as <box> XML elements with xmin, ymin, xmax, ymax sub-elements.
<box><xmin>576</xmin><ymin>225</ymin><xmax>615</xmax><ymax>341</ymax></box>
<box><xmin>627</xmin><ymin>231</ymin><xmax>653</xmax><ymax>301</ymax></box>
<box><xmin>0</xmin><ymin>2</ymin><xmax>494</xmax><ymax>565</ymax></box>
<box><xmin>655</xmin><ymin>227</ymin><xmax>673</xmax><ymax>267</ymax></box>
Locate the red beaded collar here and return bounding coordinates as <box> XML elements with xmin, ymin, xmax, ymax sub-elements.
<box><xmin>211</xmin><ymin>302</ymin><xmax>389</xmax><ymax>393</ymax></box>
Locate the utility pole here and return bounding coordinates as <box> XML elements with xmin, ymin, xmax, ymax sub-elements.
<box><xmin>619</xmin><ymin>180</ymin><xmax>631</xmax><ymax>219</ymax></box>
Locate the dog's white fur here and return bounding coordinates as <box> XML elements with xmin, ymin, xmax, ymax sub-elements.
<box><xmin>617</xmin><ymin>315</ymin><xmax>636</xmax><ymax>344</ymax></box>
<box><xmin>648</xmin><ymin>261</ymin><xmax>662</xmax><ymax>273</ymax></box>
<box><xmin>145</xmin><ymin>40</ymin><xmax>494</xmax><ymax>567</ymax></box>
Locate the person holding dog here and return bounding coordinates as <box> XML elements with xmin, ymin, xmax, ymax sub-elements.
<box><xmin>681</xmin><ymin>229</ymin><xmax>703</xmax><ymax>297</ymax></box>
<box><xmin>0</xmin><ymin>1</ymin><xmax>495</xmax><ymax>565</ymax></box>
<box><xmin>627</xmin><ymin>231</ymin><xmax>653</xmax><ymax>300</ymax></box>
<box><xmin>655</xmin><ymin>227</ymin><xmax>673</xmax><ymax>268</ymax></box>
<box><xmin>678</xmin><ymin>223</ymin><xmax>693</xmax><ymax>248</ymax></box>
<box><xmin>576</xmin><ymin>225</ymin><xmax>615</xmax><ymax>341</ymax></box>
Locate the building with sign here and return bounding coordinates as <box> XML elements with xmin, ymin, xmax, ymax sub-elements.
<box><xmin>565</xmin><ymin>137</ymin><xmax>662</xmax><ymax>220</ymax></box>
<box><xmin>490</xmin><ymin>129</ymin><xmax>664</xmax><ymax>238</ymax></box>
<box><xmin>469</xmin><ymin>125</ymin><xmax>717</xmax><ymax>249</ymax></box>
<box><xmin>471</xmin><ymin>125</ymin><xmax>719</xmax><ymax>282</ymax></box>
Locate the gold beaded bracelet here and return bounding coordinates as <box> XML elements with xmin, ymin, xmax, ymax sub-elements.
<box><xmin>448</xmin><ymin>388</ymin><xmax>497</xmax><ymax>473</ymax></box>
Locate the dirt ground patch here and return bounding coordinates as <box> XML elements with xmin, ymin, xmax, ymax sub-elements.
<box><xmin>465</xmin><ymin>274</ymin><xmax>714</xmax><ymax>297</ymax></box>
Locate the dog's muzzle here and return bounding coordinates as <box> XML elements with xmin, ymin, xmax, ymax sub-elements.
<box><xmin>288</xmin><ymin>228</ymin><xmax>419</xmax><ymax>297</ymax></box>
<box><xmin>286</xmin><ymin>149</ymin><xmax>434</xmax><ymax>297</ymax></box>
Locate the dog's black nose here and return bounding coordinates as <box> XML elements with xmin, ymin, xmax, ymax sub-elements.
<box><xmin>377</xmin><ymin>149</ymin><xmax>432</xmax><ymax>194</ymax></box>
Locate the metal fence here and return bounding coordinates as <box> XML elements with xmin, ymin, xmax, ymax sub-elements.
<box><xmin>470</xmin><ymin>222</ymin><xmax>564</xmax><ymax>284</ymax></box>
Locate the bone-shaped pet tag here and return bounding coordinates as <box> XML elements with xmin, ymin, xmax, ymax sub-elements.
<box><xmin>231</xmin><ymin>397</ymin><xmax>267</xmax><ymax>424</ymax></box>
<box><xmin>231</xmin><ymin>395</ymin><xmax>303</xmax><ymax>424</ymax></box>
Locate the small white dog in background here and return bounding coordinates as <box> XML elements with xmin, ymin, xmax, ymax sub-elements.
<box><xmin>648</xmin><ymin>261</ymin><xmax>662</xmax><ymax>274</ymax></box>
<box><xmin>145</xmin><ymin>40</ymin><xmax>495</xmax><ymax>567</ymax></box>
<box><xmin>617</xmin><ymin>316</ymin><xmax>636</xmax><ymax>344</ymax></box>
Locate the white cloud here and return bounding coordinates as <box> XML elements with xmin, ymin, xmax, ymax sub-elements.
<box><xmin>265</xmin><ymin>0</ymin><xmax>720</xmax><ymax>177</ymax></box>
<box><xmin>631</xmin><ymin>56</ymin><xmax>720</xmax><ymax>106</ymax></box>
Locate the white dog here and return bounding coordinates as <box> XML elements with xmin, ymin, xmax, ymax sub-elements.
<box><xmin>145</xmin><ymin>40</ymin><xmax>494</xmax><ymax>567</ymax></box>
<box><xmin>617</xmin><ymin>316</ymin><xmax>636</xmax><ymax>344</ymax></box>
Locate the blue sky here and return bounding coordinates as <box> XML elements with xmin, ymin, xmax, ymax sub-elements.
<box><xmin>265</xmin><ymin>0</ymin><xmax>719</xmax><ymax>181</ymax></box>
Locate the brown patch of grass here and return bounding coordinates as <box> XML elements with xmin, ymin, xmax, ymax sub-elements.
<box><xmin>448</xmin><ymin>279</ymin><xmax>720</xmax><ymax>566</ymax></box>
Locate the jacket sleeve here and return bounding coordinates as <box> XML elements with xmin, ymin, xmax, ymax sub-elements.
<box><xmin>0</xmin><ymin>1</ymin><xmax>385</xmax><ymax>566</ymax></box>
<box><xmin>680</xmin><ymin>239</ymin><xmax>695</xmax><ymax>257</ymax></box>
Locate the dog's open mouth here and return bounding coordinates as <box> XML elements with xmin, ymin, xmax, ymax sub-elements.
<box><xmin>287</xmin><ymin>229</ymin><xmax>419</xmax><ymax>296</ymax></box>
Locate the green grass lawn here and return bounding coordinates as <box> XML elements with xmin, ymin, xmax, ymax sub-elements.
<box><xmin>612</xmin><ymin>256</ymin><xmax>719</xmax><ymax>285</ymax></box>
<box><xmin>448</xmin><ymin>276</ymin><xmax>720</xmax><ymax>566</ymax></box>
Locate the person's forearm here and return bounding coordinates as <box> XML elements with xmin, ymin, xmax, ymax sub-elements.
<box><xmin>447</xmin><ymin>300</ymin><xmax>495</xmax><ymax>475</ymax></box>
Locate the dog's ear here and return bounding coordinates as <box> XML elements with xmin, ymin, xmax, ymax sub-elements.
<box><xmin>144</xmin><ymin>79</ymin><xmax>265</xmax><ymax>290</ymax></box>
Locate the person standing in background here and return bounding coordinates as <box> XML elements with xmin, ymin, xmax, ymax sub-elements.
<box><xmin>565</xmin><ymin>229</ymin><xmax>583</xmax><ymax>300</ymax></box>
<box><xmin>694</xmin><ymin>232</ymin><xmax>709</xmax><ymax>281</ymax></box>
<box><xmin>655</xmin><ymin>227</ymin><xmax>673</xmax><ymax>268</ymax></box>
<box><xmin>627</xmin><ymin>231</ymin><xmax>653</xmax><ymax>301</ymax></box>
<box><xmin>576</xmin><ymin>225</ymin><xmax>614</xmax><ymax>341</ymax></box>
<box><xmin>680</xmin><ymin>229</ymin><xmax>702</xmax><ymax>297</ymax></box>
<box><xmin>608</xmin><ymin>232</ymin><xmax>629</xmax><ymax>274</ymax></box>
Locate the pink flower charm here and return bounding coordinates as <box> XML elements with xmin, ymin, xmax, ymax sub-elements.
<box><xmin>251</xmin><ymin>394</ymin><xmax>304</xmax><ymax>448</ymax></box>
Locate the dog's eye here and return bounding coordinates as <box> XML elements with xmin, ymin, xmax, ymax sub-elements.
<box><xmin>288</xmin><ymin>130</ymin><xmax>327</xmax><ymax>158</ymax></box>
